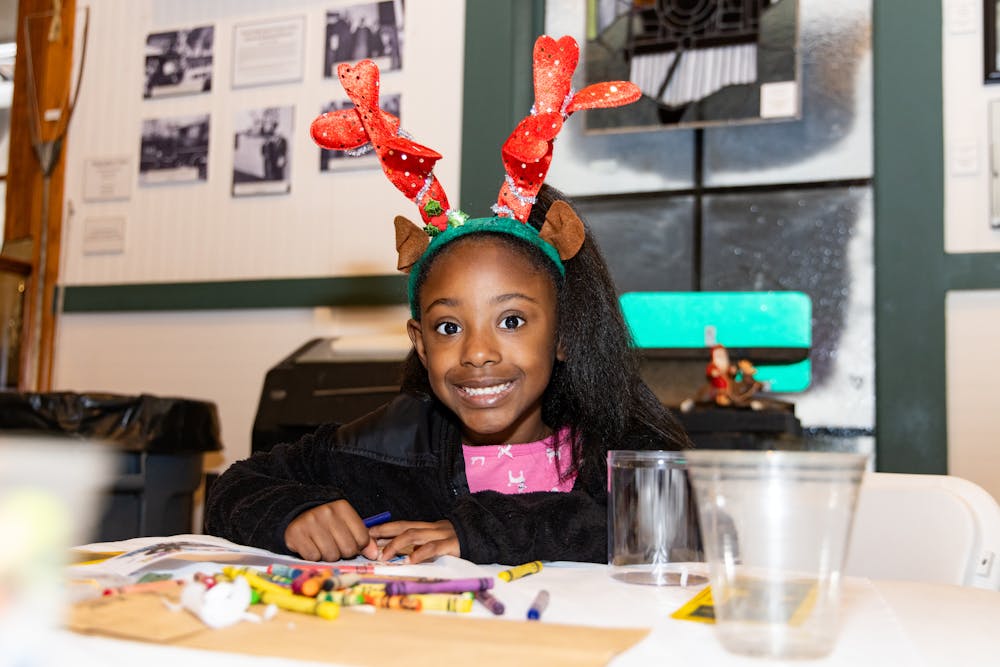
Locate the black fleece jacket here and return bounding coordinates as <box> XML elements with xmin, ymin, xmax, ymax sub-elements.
<box><xmin>205</xmin><ymin>392</ymin><xmax>669</xmax><ymax>564</ymax></box>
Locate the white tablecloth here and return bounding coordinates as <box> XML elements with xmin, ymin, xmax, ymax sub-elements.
<box><xmin>47</xmin><ymin>555</ymin><xmax>1000</xmax><ymax>667</ymax></box>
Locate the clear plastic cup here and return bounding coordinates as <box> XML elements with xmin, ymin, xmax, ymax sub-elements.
<box><xmin>607</xmin><ymin>450</ymin><xmax>706</xmax><ymax>586</ymax></box>
<box><xmin>0</xmin><ymin>435</ymin><xmax>113</xmax><ymax>666</ymax></box>
<box><xmin>685</xmin><ymin>449</ymin><xmax>868</xmax><ymax>659</ymax></box>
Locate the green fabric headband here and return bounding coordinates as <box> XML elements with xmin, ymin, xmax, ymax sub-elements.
<box><xmin>407</xmin><ymin>216</ymin><xmax>565</xmax><ymax>319</ymax></box>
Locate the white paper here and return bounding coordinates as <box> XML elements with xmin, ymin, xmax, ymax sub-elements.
<box><xmin>759</xmin><ymin>81</ymin><xmax>799</xmax><ymax>119</ymax></box>
<box><xmin>946</xmin><ymin>0</ymin><xmax>977</xmax><ymax>34</ymax></box>
<box><xmin>232</xmin><ymin>16</ymin><xmax>305</xmax><ymax>88</ymax></box>
<box><xmin>68</xmin><ymin>535</ymin><xmax>413</xmax><ymax>580</ymax></box>
<box><xmin>83</xmin><ymin>157</ymin><xmax>132</xmax><ymax>202</ymax></box>
<box><xmin>69</xmin><ymin>535</ymin><xmax>306</xmax><ymax>578</ymax></box>
<box><xmin>81</xmin><ymin>217</ymin><xmax>126</xmax><ymax>255</ymax></box>
<box><xmin>952</xmin><ymin>140</ymin><xmax>980</xmax><ymax>176</ymax></box>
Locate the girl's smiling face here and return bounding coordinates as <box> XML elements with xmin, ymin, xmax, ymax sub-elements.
<box><xmin>407</xmin><ymin>236</ymin><xmax>562</xmax><ymax>446</ymax></box>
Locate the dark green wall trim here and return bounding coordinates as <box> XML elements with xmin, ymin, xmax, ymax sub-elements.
<box><xmin>873</xmin><ymin>0</ymin><xmax>946</xmax><ymax>473</ymax></box>
<box><xmin>459</xmin><ymin>0</ymin><xmax>545</xmax><ymax>214</ymax></box>
<box><xmin>944</xmin><ymin>253</ymin><xmax>1000</xmax><ymax>290</ymax></box>
<box><xmin>61</xmin><ymin>275</ymin><xmax>407</xmax><ymax>313</ymax></box>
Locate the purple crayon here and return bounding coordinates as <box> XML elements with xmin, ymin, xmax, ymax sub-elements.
<box><xmin>384</xmin><ymin>578</ymin><xmax>494</xmax><ymax>596</ymax></box>
<box><xmin>474</xmin><ymin>590</ymin><xmax>506</xmax><ymax>615</ymax></box>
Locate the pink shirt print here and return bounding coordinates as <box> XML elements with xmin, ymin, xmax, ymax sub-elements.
<box><xmin>462</xmin><ymin>427</ymin><xmax>576</xmax><ymax>494</ymax></box>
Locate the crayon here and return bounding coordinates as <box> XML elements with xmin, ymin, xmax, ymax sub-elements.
<box><xmin>319</xmin><ymin>573</ymin><xmax>361</xmax><ymax>591</ymax></box>
<box><xmin>317</xmin><ymin>590</ymin><xmax>366</xmax><ymax>606</ymax></box>
<box><xmin>290</xmin><ymin>571</ymin><xmax>359</xmax><ymax>596</ymax></box>
<box><xmin>102</xmin><ymin>579</ymin><xmax>183</xmax><ymax>596</ymax></box>
<box><xmin>363</xmin><ymin>511</ymin><xmax>392</xmax><ymax>528</ymax></box>
<box><xmin>498</xmin><ymin>560</ymin><xmax>543</xmax><ymax>582</ymax></box>
<box><xmin>411</xmin><ymin>593</ymin><xmax>474</xmax><ymax>613</ymax></box>
<box><xmin>223</xmin><ymin>566</ymin><xmax>292</xmax><ymax>587</ymax></box>
<box><xmin>383</xmin><ymin>578</ymin><xmax>494</xmax><ymax>596</ymax></box>
<box><xmin>352</xmin><ymin>575</ymin><xmax>445</xmax><ymax>585</ymax></box>
<box><xmin>371</xmin><ymin>594</ymin><xmax>422</xmax><ymax>611</ymax></box>
<box><xmin>223</xmin><ymin>567</ymin><xmax>293</xmax><ymax>597</ymax></box>
<box><xmin>474</xmin><ymin>589</ymin><xmax>506</xmax><ymax>615</ymax></box>
<box><xmin>527</xmin><ymin>589</ymin><xmax>550</xmax><ymax>621</ymax></box>
<box><xmin>333</xmin><ymin>564</ymin><xmax>377</xmax><ymax>574</ymax></box>
<box><xmin>352</xmin><ymin>583</ymin><xmax>388</xmax><ymax>596</ymax></box>
<box><xmin>268</xmin><ymin>563</ymin><xmax>375</xmax><ymax>578</ymax></box>
<box><xmin>268</xmin><ymin>564</ymin><xmax>315</xmax><ymax>579</ymax></box>
<box><xmin>292</xmin><ymin>573</ymin><xmax>325</xmax><ymax>597</ymax></box>
<box><xmin>260</xmin><ymin>590</ymin><xmax>339</xmax><ymax>620</ymax></box>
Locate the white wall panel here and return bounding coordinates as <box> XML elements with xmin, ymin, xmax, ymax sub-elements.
<box><xmin>62</xmin><ymin>0</ymin><xmax>465</xmax><ymax>284</ymax></box>
<box><xmin>943</xmin><ymin>0</ymin><xmax>1000</xmax><ymax>253</ymax></box>
<box><xmin>946</xmin><ymin>289</ymin><xmax>1000</xmax><ymax>502</ymax></box>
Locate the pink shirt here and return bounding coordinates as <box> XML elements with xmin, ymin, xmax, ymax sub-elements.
<box><xmin>462</xmin><ymin>427</ymin><xmax>577</xmax><ymax>494</ymax></box>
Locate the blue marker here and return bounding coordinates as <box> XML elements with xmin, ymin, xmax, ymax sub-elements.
<box><xmin>526</xmin><ymin>589</ymin><xmax>549</xmax><ymax>621</ymax></box>
<box><xmin>363</xmin><ymin>511</ymin><xmax>392</xmax><ymax>528</ymax></box>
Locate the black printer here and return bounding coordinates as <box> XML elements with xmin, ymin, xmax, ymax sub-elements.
<box><xmin>251</xmin><ymin>338</ymin><xmax>407</xmax><ymax>454</ymax></box>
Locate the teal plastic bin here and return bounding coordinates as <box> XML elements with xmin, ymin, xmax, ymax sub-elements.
<box><xmin>620</xmin><ymin>291</ymin><xmax>812</xmax><ymax>392</ymax></box>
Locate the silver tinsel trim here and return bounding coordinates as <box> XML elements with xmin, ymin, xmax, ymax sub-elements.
<box><xmin>345</xmin><ymin>127</ymin><xmax>413</xmax><ymax>158</ymax></box>
<box><xmin>505</xmin><ymin>174</ymin><xmax>537</xmax><ymax>206</ymax></box>
<box><xmin>560</xmin><ymin>88</ymin><xmax>575</xmax><ymax>117</ymax></box>
<box><xmin>414</xmin><ymin>173</ymin><xmax>435</xmax><ymax>207</ymax></box>
<box><xmin>345</xmin><ymin>143</ymin><xmax>374</xmax><ymax>157</ymax></box>
<box><xmin>491</xmin><ymin>203</ymin><xmax>516</xmax><ymax>218</ymax></box>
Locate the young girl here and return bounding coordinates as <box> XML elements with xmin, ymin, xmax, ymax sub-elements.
<box><xmin>205</xmin><ymin>36</ymin><xmax>690</xmax><ymax>565</ymax></box>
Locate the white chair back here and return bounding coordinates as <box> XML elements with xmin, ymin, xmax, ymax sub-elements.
<box><xmin>844</xmin><ymin>472</ymin><xmax>1000</xmax><ymax>590</ymax></box>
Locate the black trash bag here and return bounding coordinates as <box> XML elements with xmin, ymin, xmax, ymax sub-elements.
<box><xmin>0</xmin><ymin>391</ymin><xmax>221</xmax><ymax>453</ymax></box>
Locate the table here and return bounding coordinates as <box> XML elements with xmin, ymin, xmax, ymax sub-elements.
<box><xmin>48</xmin><ymin>554</ymin><xmax>1000</xmax><ymax>667</ymax></box>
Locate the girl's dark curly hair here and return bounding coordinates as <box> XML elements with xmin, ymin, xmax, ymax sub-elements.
<box><xmin>401</xmin><ymin>184</ymin><xmax>690</xmax><ymax>477</ymax></box>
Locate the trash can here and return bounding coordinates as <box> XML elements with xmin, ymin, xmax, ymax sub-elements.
<box><xmin>0</xmin><ymin>391</ymin><xmax>222</xmax><ymax>541</ymax></box>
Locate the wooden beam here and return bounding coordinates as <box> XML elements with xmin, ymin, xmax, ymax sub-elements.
<box><xmin>3</xmin><ymin>0</ymin><xmax>76</xmax><ymax>390</ymax></box>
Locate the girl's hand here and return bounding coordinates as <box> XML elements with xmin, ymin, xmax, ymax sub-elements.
<box><xmin>370</xmin><ymin>520</ymin><xmax>459</xmax><ymax>564</ymax></box>
<box><xmin>284</xmin><ymin>499</ymin><xmax>379</xmax><ymax>562</ymax></box>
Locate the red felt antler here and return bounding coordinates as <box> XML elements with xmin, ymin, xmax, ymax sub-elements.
<box><xmin>495</xmin><ymin>36</ymin><xmax>641</xmax><ymax>222</ymax></box>
<box><xmin>310</xmin><ymin>60</ymin><xmax>451</xmax><ymax>228</ymax></box>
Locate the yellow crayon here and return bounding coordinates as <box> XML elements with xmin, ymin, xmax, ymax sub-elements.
<box><xmin>411</xmin><ymin>593</ymin><xmax>474</xmax><ymax>613</ymax></box>
<box><xmin>352</xmin><ymin>583</ymin><xmax>387</xmax><ymax>596</ymax></box>
<box><xmin>261</xmin><ymin>590</ymin><xmax>339</xmax><ymax>620</ymax></box>
<box><xmin>223</xmin><ymin>566</ymin><xmax>293</xmax><ymax>597</ymax></box>
<box><xmin>497</xmin><ymin>560</ymin><xmax>543</xmax><ymax>582</ymax></box>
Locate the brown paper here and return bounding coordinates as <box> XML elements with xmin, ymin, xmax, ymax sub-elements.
<box><xmin>68</xmin><ymin>592</ymin><xmax>205</xmax><ymax>642</ymax></box>
<box><xmin>69</xmin><ymin>593</ymin><xmax>649</xmax><ymax>667</ymax></box>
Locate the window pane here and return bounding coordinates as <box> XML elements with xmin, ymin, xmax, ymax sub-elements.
<box><xmin>575</xmin><ymin>194</ymin><xmax>695</xmax><ymax>293</ymax></box>
<box><xmin>703</xmin><ymin>0</ymin><xmax>872</xmax><ymax>186</ymax></box>
<box><xmin>701</xmin><ymin>186</ymin><xmax>873</xmax><ymax>429</ymax></box>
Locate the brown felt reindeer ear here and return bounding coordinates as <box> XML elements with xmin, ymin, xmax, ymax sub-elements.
<box><xmin>539</xmin><ymin>200</ymin><xmax>585</xmax><ymax>261</ymax></box>
<box><xmin>394</xmin><ymin>215</ymin><xmax>430</xmax><ymax>272</ymax></box>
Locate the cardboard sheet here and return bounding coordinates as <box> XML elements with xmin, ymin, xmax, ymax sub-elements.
<box><xmin>68</xmin><ymin>592</ymin><xmax>649</xmax><ymax>667</ymax></box>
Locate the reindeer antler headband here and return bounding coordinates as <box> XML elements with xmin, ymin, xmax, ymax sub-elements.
<box><xmin>310</xmin><ymin>35</ymin><xmax>640</xmax><ymax>316</ymax></box>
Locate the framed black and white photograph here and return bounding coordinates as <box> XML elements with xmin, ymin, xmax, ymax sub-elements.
<box><xmin>231</xmin><ymin>16</ymin><xmax>305</xmax><ymax>89</ymax></box>
<box><xmin>986</xmin><ymin>1</ymin><xmax>1000</xmax><ymax>83</ymax></box>
<box><xmin>582</xmin><ymin>0</ymin><xmax>800</xmax><ymax>132</ymax></box>
<box><xmin>990</xmin><ymin>100</ymin><xmax>1000</xmax><ymax>227</ymax></box>
<box><xmin>139</xmin><ymin>114</ymin><xmax>210</xmax><ymax>185</ymax></box>
<box><xmin>318</xmin><ymin>93</ymin><xmax>400</xmax><ymax>172</ymax></box>
<box><xmin>232</xmin><ymin>106</ymin><xmax>294</xmax><ymax>196</ymax></box>
<box><xmin>144</xmin><ymin>25</ymin><xmax>214</xmax><ymax>98</ymax></box>
<box><xmin>323</xmin><ymin>1</ymin><xmax>404</xmax><ymax>78</ymax></box>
